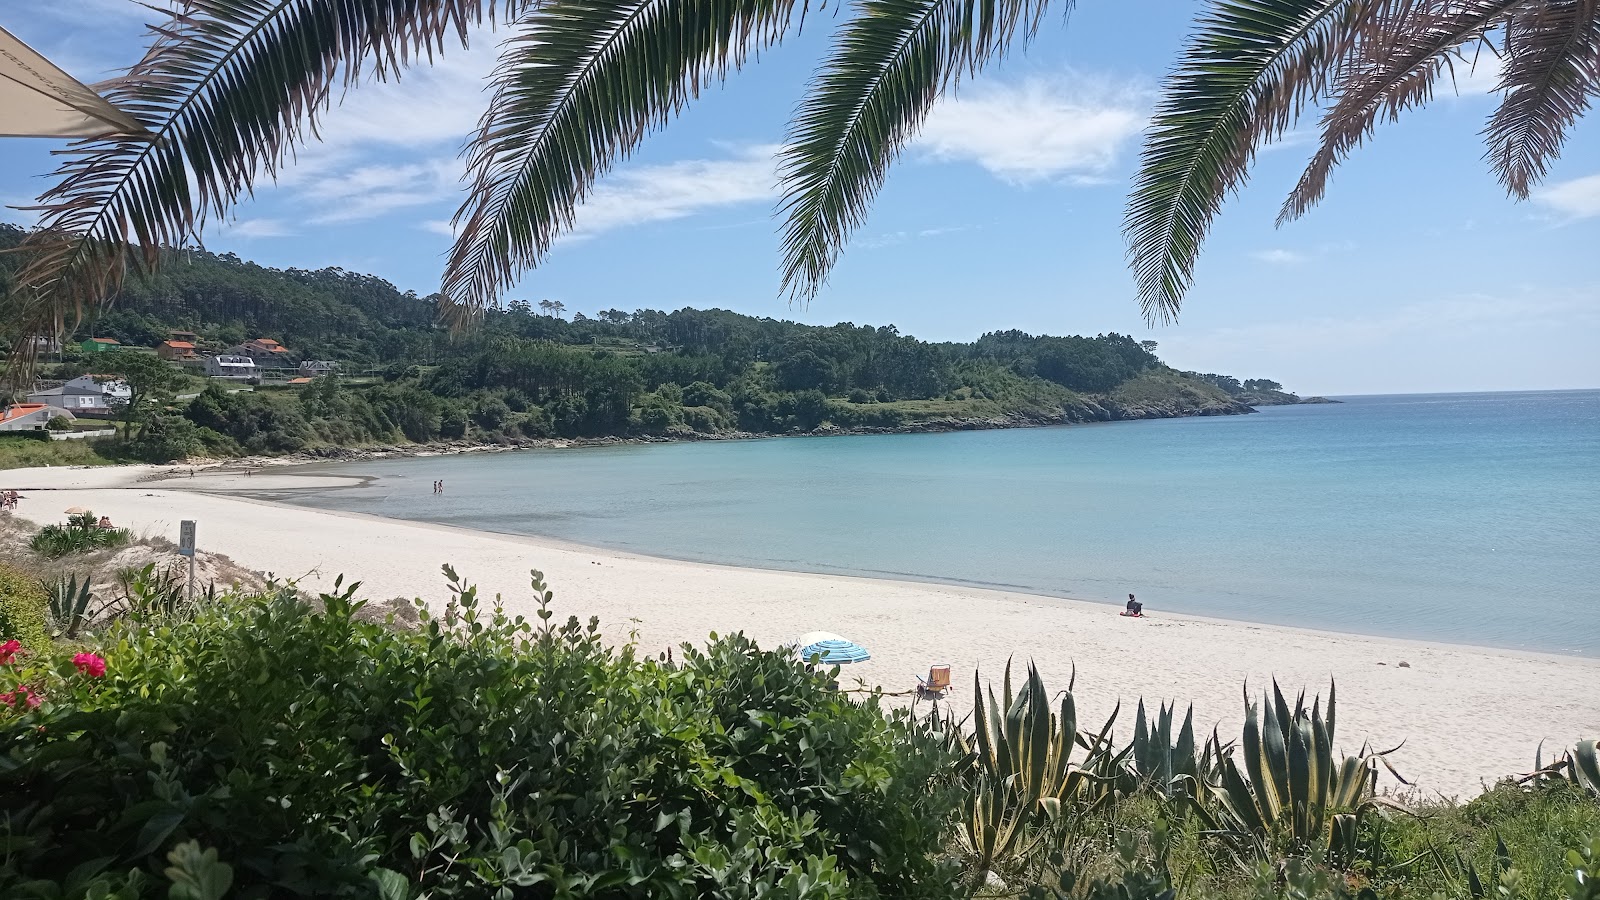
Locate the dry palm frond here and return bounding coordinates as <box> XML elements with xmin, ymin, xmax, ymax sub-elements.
<box><xmin>1125</xmin><ymin>0</ymin><xmax>1394</xmax><ymax>324</ymax></box>
<box><xmin>775</xmin><ymin>0</ymin><xmax>1055</xmax><ymax>303</ymax></box>
<box><xmin>3</xmin><ymin>0</ymin><xmax>504</xmax><ymax>383</ymax></box>
<box><xmin>442</xmin><ymin>0</ymin><xmax>802</xmax><ymax>322</ymax></box>
<box><xmin>1130</xmin><ymin>0</ymin><xmax>1600</xmax><ymax>320</ymax></box>
<box><xmin>1281</xmin><ymin>1</ymin><xmax>1520</xmax><ymax>223</ymax></box>
<box><xmin>1486</xmin><ymin>0</ymin><xmax>1600</xmax><ymax>197</ymax></box>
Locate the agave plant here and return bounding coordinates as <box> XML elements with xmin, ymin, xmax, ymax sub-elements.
<box><xmin>1209</xmin><ymin>681</ymin><xmax>1403</xmax><ymax>863</ymax></box>
<box><xmin>45</xmin><ymin>574</ymin><xmax>96</xmax><ymax>639</ymax></box>
<box><xmin>950</xmin><ymin>660</ymin><xmax>1119</xmax><ymax>883</ymax></box>
<box><xmin>1529</xmin><ymin>739</ymin><xmax>1600</xmax><ymax>799</ymax></box>
<box><xmin>1128</xmin><ymin>699</ymin><xmax>1231</xmax><ymax>807</ymax></box>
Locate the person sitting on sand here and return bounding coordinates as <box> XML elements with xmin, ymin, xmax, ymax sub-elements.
<box><xmin>96</xmin><ymin>516</ymin><xmax>114</xmax><ymax>530</ymax></box>
<box><xmin>1125</xmin><ymin>594</ymin><xmax>1143</xmax><ymax>616</ymax></box>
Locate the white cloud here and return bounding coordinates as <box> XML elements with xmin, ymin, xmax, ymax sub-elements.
<box><xmin>224</xmin><ymin>218</ymin><xmax>292</xmax><ymax>239</ymax></box>
<box><xmin>916</xmin><ymin>76</ymin><xmax>1147</xmax><ymax>183</ymax></box>
<box><xmin>568</xmin><ymin>145</ymin><xmax>779</xmax><ymax>237</ymax></box>
<box><xmin>299</xmin><ymin>158</ymin><xmax>463</xmax><ymax>224</ymax></box>
<box><xmin>859</xmin><ymin>225</ymin><xmax>973</xmax><ymax>249</ymax></box>
<box><xmin>1251</xmin><ymin>249</ymin><xmax>1308</xmax><ymax>265</ymax></box>
<box><xmin>245</xmin><ymin>27</ymin><xmax>503</xmax><ymax>224</ymax></box>
<box><xmin>420</xmin><ymin>219</ymin><xmax>456</xmax><ymax>236</ymax></box>
<box><xmin>1534</xmin><ymin>173</ymin><xmax>1600</xmax><ymax>220</ymax></box>
<box><xmin>1446</xmin><ymin>51</ymin><xmax>1505</xmax><ymax>97</ymax></box>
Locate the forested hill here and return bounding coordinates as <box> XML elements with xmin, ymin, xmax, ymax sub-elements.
<box><xmin>0</xmin><ymin>224</ymin><xmax>1319</xmax><ymax>461</ymax></box>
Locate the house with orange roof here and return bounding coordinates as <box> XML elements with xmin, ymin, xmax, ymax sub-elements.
<box><xmin>232</xmin><ymin>338</ymin><xmax>294</xmax><ymax>369</ymax></box>
<box><xmin>0</xmin><ymin>403</ymin><xmax>75</xmax><ymax>432</ymax></box>
<box><xmin>156</xmin><ymin>339</ymin><xmax>202</xmax><ymax>363</ymax></box>
<box><xmin>79</xmin><ymin>337</ymin><xmax>121</xmax><ymax>354</ymax></box>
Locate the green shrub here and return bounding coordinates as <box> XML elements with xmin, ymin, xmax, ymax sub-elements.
<box><xmin>28</xmin><ymin>516</ymin><xmax>131</xmax><ymax>558</ymax></box>
<box><xmin>0</xmin><ymin>569</ymin><xmax>961</xmax><ymax>898</ymax></box>
<box><xmin>0</xmin><ymin>562</ymin><xmax>50</xmax><ymax>649</ymax></box>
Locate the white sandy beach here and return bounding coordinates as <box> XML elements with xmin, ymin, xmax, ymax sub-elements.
<box><xmin>4</xmin><ymin>461</ymin><xmax>1596</xmax><ymax>798</ymax></box>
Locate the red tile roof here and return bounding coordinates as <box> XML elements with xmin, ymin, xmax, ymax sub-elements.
<box><xmin>162</xmin><ymin>341</ymin><xmax>196</xmax><ymax>349</ymax></box>
<box><xmin>0</xmin><ymin>404</ymin><xmax>47</xmax><ymax>424</ymax></box>
<box><xmin>86</xmin><ymin>337</ymin><xmax>120</xmax><ymax>344</ymax></box>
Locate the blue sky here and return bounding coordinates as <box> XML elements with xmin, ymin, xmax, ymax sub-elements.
<box><xmin>4</xmin><ymin>1</ymin><xmax>1598</xmax><ymax>395</ymax></box>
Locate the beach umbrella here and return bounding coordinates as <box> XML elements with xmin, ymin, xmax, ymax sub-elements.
<box><xmin>794</xmin><ymin>631</ymin><xmax>871</xmax><ymax>665</ymax></box>
<box><xmin>63</xmin><ymin>506</ymin><xmax>89</xmax><ymax>514</ymax></box>
<box><xmin>1</xmin><ymin>26</ymin><xmax>150</xmax><ymax>139</ymax></box>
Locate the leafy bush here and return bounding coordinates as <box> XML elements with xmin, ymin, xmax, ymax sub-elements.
<box><xmin>29</xmin><ymin>515</ymin><xmax>131</xmax><ymax>558</ymax></box>
<box><xmin>0</xmin><ymin>562</ymin><xmax>50</xmax><ymax>649</ymax></box>
<box><xmin>0</xmin><ymin>569</ymin><xmax>961</xmax><ymax>898</ymax></box>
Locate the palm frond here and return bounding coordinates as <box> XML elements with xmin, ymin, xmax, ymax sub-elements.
<box><xmin>441</xmin><ymin>0</ymin><xmax>802</xmax><ymax>320</ymax></box>
<box><xmin>1486</xmin><ymin>0</ymin><xmax>1600</xmax><ymax>197</ymax></box>
<box><xmin>775</xmin><ymin>0</ymin><xmax>1055</xmax><ymax>302</ymax></box>
<box><xmin>5</xmin><ymin>0</ymin><xmax>502</xmax><ymax>382</ymax></box>
<box><xmin>1280</xmin><ymin>1</ymin><xmax>1517</xmax><ymax>224</ymax></box>
<box><xmin>1124</xmin><ymin>0</ymin><xmax>1400</xmax><ymax>324</ymax></box>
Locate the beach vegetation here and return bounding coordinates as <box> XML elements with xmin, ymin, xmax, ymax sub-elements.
<box><xmin>1206</xmin><ymin>684</ymin><xmax>1400</xmax><ymax>864</ymax></box>
<box><xmin>0</xmin><ymin>569</ymin><xmax>961</xmax><ymax>898</ymax></box>
<box><xmin>0</xmin><ymin>564</ymin><xmax>1594</xmax><ymax>897</ymax></box>
<box><xmin>44</xmin><ymin>573</ymin><xmax>95</xmax><ymax>640</ymax></box>
<box><xmin>28</xmin><ymin>514</ymin><xmax>133</xmax><ymax>559</ymax></box>
<box><xmin>0</xmin><ymin>562</ymin><xmax>52</xmax><ymax>650</ymax></box>
<box><xmin>0</xmin><ymin>435</ymin><xmax>122</xmax><ymax>469</ymax></box>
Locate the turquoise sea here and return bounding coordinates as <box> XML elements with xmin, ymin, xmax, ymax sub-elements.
<box><xmin>282</xmin><ymin>391</ymin><xmax>1600</xmax><ymax>656</ymax></box>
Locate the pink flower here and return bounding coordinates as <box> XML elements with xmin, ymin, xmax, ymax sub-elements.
<box><xmin>0</xmin><ymin>640</ymin><xmax>20</xmax><ymax>665</ymax></box>
<box><xmin>24</xmin><ymin>692</ymin><xmax>39</xmax><ymax>709</ymax></box>
<box><xmin>0</xmin><ymin>691</ymin><xmax>13</xmax><ymax>707</ymax></box>
<box><xmin>72</xmin><ymin>653</ymin><xmax>107</xmax><ymax>678</ymax></box>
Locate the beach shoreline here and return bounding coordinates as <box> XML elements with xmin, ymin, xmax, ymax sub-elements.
<box><xmin>3</xmin><ymin>461</ymin><xmax>1597</xmax><ymax>798</ymax></box>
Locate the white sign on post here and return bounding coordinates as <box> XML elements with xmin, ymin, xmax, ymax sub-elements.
<box><xmin>178</xmin><ymin>520</ymin><xmax>196</xmax><ymax>557</ymax></box>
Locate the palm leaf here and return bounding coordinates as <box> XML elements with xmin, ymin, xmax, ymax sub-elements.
<box><xmin>1486</xmin><ymin>0</ymin><xmax>1600</xmax><ymax>197</ymax></box>
<box><xmin>6</xmin><ymin>0</ymin><xmax>499</xmax><ymax>380</ymax></box>
<box><xmin>776</xmin><ymin>0</ymin><xmax>1055</xmax><ymax>303</ymax></box>
<box><xmin>1124</xmin><ymin>0</ymin><xmax>1401</xmax><ymax>323</ymax></box>
<box><xmin>1281</xmin><ymin>0</ymin><xmax>1520</xmax><ymax>223</ymax></box>
<box><xmin>441</xmin><ymin>0</ymin><xmax>802</xmax><ymax>320</ymax></box>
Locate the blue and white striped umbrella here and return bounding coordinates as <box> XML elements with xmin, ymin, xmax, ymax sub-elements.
<box><xmin>794</xmin><ymin>631</ymin><xmax>871</xmax><ymax>664</ymax></box>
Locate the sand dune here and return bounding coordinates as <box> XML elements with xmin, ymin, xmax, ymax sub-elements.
<box><xmin>4</xmin><ymin>462</ymin><xmax>1595</xmax><ymax>798</ymax></box>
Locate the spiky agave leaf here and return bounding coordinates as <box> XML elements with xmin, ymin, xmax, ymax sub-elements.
<box><xmin>776</xmin><ymin>0</ymin><xmax>1056</xmax><ymax>302</ymax></box>
<box><xmin>442</xmin><ymin>0</ymin><xmax>802</xmax><ymax>321</ymax></box>
<box><xmin>5</xmin><ymin>0</ymin><xmax>505</xmax><ymax>382</ymax></box>
<box><xmin>1486</xmin><ymin>0</ymin><xmax>1600</xmax><ymax>197</ymax></box>
<box><xmin>1124</xmin><ymin>0</ymin><xmax>1406</xmax><ymax>323</ymax></box>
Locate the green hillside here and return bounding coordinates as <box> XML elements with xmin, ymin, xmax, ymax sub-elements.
<box><xmin>0</xmin><ymin>224</ymin><xmax>1314</xmax><ymax>463</ymax></box>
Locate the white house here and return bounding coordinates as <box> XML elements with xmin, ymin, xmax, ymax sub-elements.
<box><xmin>297</xmin><ymin>360</ymin><xmax>338</xmax><ymax>377</ymax></box>
<box><xmin>206</xmin><ymin>355</ymin><xmax>257</xmax><ymax>378</ymax></box>
<box><xmin>0</xmin><ymin>404</ymin><xmax>75</xmax><ymax>432</ymax></box>
<box><xmin>27</xmin><ymin>375</ymin><xmax>131</xmax><ymax>415</ymax></box>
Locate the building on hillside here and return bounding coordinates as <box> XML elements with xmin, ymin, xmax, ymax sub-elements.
<box><xmin>80</xmin><ymin>337</ymin><xmax>121</xmax><ymax>354</ymax></box>
<box><xmin>156</xmin><ymin>340</ymin><xmax>202</xmax><ymax>362</ymax></box>
<box><xmin>297</xmin><ymin>360</ymin><xmax>338</xmax><ymax>377</ymax></box>
<box><xmin>26</xmin><ymin>375</ymin><xmax>131</xmax><ymax>416</ymax></box>
<box><xmin>206</xmin><ymin>355</ymin><xmax>257</xmax><ymax>379</ymax></box>
<box><xmin>168</xmin><ymin>330</ymin><xmax>200</xmax><ymax>344</ymax></box>
<box><xmin>232</xmin><ymin>338</ymin><xmax>294</xmax><ymax>369</ymax></box>
<box><xmin>0</xmin><ymin>404</ymin><xmax>76</xmax><ymax>432</ymax></box>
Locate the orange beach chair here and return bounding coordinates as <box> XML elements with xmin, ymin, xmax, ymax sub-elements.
<box><xmin>917</xmin><ymin>664</ymin><xmax>952</xmax><ymax>699</ymax></box>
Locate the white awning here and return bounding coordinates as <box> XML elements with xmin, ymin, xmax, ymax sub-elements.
<box><xmin>0</xmin><ymin>26</ymin><xmax>148</xmax><ymax>138</ymax></box>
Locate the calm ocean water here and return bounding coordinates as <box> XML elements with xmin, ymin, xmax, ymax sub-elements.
<box><xmin>281</xmin><ymin>391</ymin><xmax>1600</xmax><ymax>656</ymax></box>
